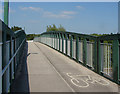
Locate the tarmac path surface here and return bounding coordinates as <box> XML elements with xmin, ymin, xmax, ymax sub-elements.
<box><xmin>11</xmin><ymin>42</ymin><xmax>119</xmax><ymax>93</ymax></box>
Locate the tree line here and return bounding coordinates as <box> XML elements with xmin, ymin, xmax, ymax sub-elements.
<box><xmin>47</xmin><ymin>24</ymin><xmax>66</xmax><ymax>32</ymax></box>
<box><xmin>10</xmin><ymin>25</ymin><xmax>114</xmax><ymax>40</ymax></box>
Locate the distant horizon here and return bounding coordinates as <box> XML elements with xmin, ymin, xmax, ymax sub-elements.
<box><xmin>1</xmin><ymin>2</ymin><xmax>118</xmax><ymax>34</ymax></box>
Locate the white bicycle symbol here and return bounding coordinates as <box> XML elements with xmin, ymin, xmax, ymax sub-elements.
<box><xmin>66</xmin><ymin>73</ymin><xmax>109</xmax><ymax>88</ymax></box>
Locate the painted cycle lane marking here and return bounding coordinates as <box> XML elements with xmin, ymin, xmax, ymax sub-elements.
<box><xmin>66</xmin><ymin>73</ymin><xmax>109</xmax><ymax>88</ymax></box>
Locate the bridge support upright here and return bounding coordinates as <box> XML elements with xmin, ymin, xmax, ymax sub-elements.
<box><xmin>76</xmin><ymin>36</ymin><xmax>79</xmax><ymax>62</ymax></box>
<box><xmin>59</xmin><ymin>33</ymin><xmax>61</xmax><ymax>51</ymax></box>
<box><xmin>97</xmin><ymin>40</ymin><xmax>101</xmax><ymax>74</ymax></box>
<box><xmin>0</xmin><ymin>21</ymin><xmax>2</xmax><ymax>94</ymax></box>
<box><xmin>2</xmin><ymin>25</ymin><xmax>7</xmax><ymax>93</ymax></box>
<box><xmin>10</xmin><ymin>37</ymin><xmax>13</xmax><ymax>84</ymax></box>
<box><xmin>65</xmin><ymin>34</ymin><xmax>68</xmax><ymax>55</ymax></box>
<box><xmin>83</xmin><ymin>38</ymin><xmax>87</xmax><ymax>66</ymax></box>
<box><xmin>56</xmin><ymin>34</ymin><xmax>58</xmax><ymax>50</ymax></box>
<box><xmin>70</xmin><ymin>35</ymin><xmax>73</xmax><ymax>58</ymax></box>
<box><xmin>112</xmin><ymin>39</ymin><xmax>119</xmax><ymax>83</ymax></box>
<box><xmin>93</xmin><ymin>40</ymin><xmax>97</xmax><ymax>72</ymax></box>
<box><xmin>62</xmin><ymin>34</ymin><xmax>64</xmax><ymax>53</ymax></box>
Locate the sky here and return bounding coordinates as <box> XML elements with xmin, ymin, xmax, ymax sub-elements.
<box><xmin>1</xmin><ymin>2</ymin><xmax>118</xmax><ymax>34</ymax></box>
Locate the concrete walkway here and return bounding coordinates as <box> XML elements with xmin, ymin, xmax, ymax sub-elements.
<box><xmin>11</xmin><ymin>42</ymin><xmax>119</xmax><ymax>93</ymax></box>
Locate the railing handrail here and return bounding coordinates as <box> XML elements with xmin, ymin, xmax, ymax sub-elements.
<box><xmin>40</xmin><ymin>31</ymin><xmax>120</xmax><ymax>40</ymax></box>
<box><xmin>34</xmin><ymin>31</ymin><xmax>120</xmax><ymax>85</ymax></box>
<box><xmin>2</xmin><ymin>38</ymin><xmax>26</xmax><ymax>76</ymax></box>
<box><xmin>0</xmin><ymin>19</ymin><xmax>26</xmax><ymax>38</ymax></box>
<box><xmin>41</xmin><ymin>31</ymin><xmax>97</xmax><ymax>38</ymax></box>
<box><xmin>0</xmin><ymin>19</ymin><xmax>26</xmax><ymax>93</ymax></box>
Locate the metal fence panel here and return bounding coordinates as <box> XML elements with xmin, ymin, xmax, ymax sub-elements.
<box><xmin>67</xmin><ymin>40</ymin><xmax>70</xmax><ymax>56</ymax></box>
<box><xmin>33</xmin><ymin>32</ymin><xmax>120</xmax><ymax>84</ymax></box>
<box><xmin>101</xmin><ymin>43</ymin><xmax>113</xmax><ymax>78</ymax></box>
<box><xmin>73</xmin><ymin>40</ymin><xmax>76</xmax><ymax>59</ymax></box>
<box><xmin>11</xmin><ymin>40</ymin><xmax>14</xmax><ymax>78</ymax></box>
<box><xmin>57</xmin><ymin>38</ymin><xmax>59</xmax><ymax>50</ymax></box>
<box><xmin>60</xmin><ymin>39</ymin><xmax>62</xmax><ymax>52</ymax></box>
<box><xmin>79</xmin><ymin>41</ymin><xmax>83</xmax><ymax>63</ymax></box>
<box><xmin>55</xmin><ymin>38</ymin><xmax>57</xmax><ymax>49</ymax></box>
<box><xmin>87</xmin><ymin>41</ymin><xmax>94</xmax><ymax>68</ymax></box>
<box><xmin>52</xmin><ymin>38</ymin><xmax>55</xmax><ymax>48</ymax></box>
<box><xmin>64</xmin><ymin>39</ymin><xmax>66</xmax><ymax>54</ymax></box>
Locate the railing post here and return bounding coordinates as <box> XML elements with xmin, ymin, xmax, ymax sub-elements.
<box><xmin>62</xmin><ymin>34</ymin><xmax>64</xmax><ymax>53</ymax></box>
<box><xmin>9</xmin><ymin>37</ymin><xmax>12</xmax><ymax>85</ymax></box>
<box><xmin>14</xmin><ymin>38</ymin><xmax>16</xmax><ymax>78</ymax></box>
<box><xmin>93</xmin><ymin>40</ymin><xmax>97</xmax><ymax>72</ymax></box>
<box><xmin>83</xmin><ymin>38</ymin><xmax>87</xmax><ymax>66</ymax></box>
<box><xmin>65</xmin><ymin>34</ymin><xmax>68</xmax><ymax>55</ymax></box>
<box><xmin>52</xmin><ymin>34</ymin><xmax>53</xmax><ymax>48</ymax></box>
<box><xmin>56</xmin><ymin>34</ymin><xmax>58</xmax><ymax>50</ymax></box>
<box><xmin>0</xmin><ymin>43</ymin><xmax>2</xmax><ymax>93</ymax></box>
<box><xmin>76</xmin><ymin>36</ymin><xmax>79</xmax><ymax>62</ymax></box>
<box><xmin>118</xmin><ymin>39</ymin><xmax>120</xmax><ymax>84</ymax></box>
<box><xmin>0</xmin><ymin>21</ymin><xmax>2</xmax><ymax>93</ymax></box>
<box><xmin>2</xmin><ymin>25</ymin><xmax>7</xmax><ymax>93</ymax></box>
<box><xmin>59</xmin><ymin>33</ymin><xmax>61</xmax><ymax>51</ymax></box>
<box><xmin>70</xmin><ymin>35</ymin><xmax>73</xmax><ymax>58</ymax></box>
<box><xmin>97</xmin><ymin>39</ymin><xmax>101</xmax><ymax>74</ymax></box>
<box><xmin>112</xmin><ymin>39</ymin><xmax>119</xmax><ymax>83</ymax></box>
<box><xmin>51</xmin><ymin>34</ymin><xmax>53</xmax><ymax>47</ymax></box>
<box><xmin>55</xmin><ymin>34</ymin><xmax>57</xmax><ymax>49</ymax></box>
<box><xmin>54</xmin><ymin>33</ymin><xmax>56</xmax><ymax>49</ymax></box>
<box><xmin>54</xmin><ymin>34</ymin><xmax>55</xmax><ymax>49</ymax></box>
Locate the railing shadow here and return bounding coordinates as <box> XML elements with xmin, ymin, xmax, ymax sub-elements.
<box><xmin>10</xmin><ymin>42</ymin><xmax>30</xmax><ymax>93</ymax></box>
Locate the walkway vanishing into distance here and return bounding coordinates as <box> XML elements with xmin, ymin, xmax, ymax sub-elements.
<box><xmin>11</xmin><ymin>41</ymin><xmax>119</xmax><ymax>93</ymax></box>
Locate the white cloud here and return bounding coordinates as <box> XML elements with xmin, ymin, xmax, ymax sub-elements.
<box><xmin>43</xmin><ymin>11</ymin><xmax>71</xmax><ymax>18</ymax></box>
<box><xmin>20</xmin><ymin>7</ymin><xmax>42</xmax><ymax>11</ymax></box>
<box><xmin>43</xmin><ymin>11</ymin><xmax>76</xmax><ymax>19</ymax></box>
<box><xmin>62</xmin><ymin>11</ymin><xmax>77</xmax><ymax>15</ymax></box>
<box><xmin>76</xmin><ymin>6</ymin><xmax>84</xmax><ymax>9</ymax></box>
<box><xmin>20</xmin><ymin>6</ymin><xmax>76</xmax><ymax>19</ymax></box>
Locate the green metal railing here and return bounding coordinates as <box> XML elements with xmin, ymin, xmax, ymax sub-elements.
<box><xmin>34</xmin><ymin>31</ymin><xmax>120</xmax><ymax>84</ymax></box>
<box><xmin>0</xmin><ymin>19</ymin><xmax>26</xmax><ymax>93</ymax></box>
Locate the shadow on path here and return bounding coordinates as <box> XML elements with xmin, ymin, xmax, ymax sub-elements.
<box><xmin>10</xmin><ymin>42</ymin><xmax>30</xmax><ymax>93</ymax></box>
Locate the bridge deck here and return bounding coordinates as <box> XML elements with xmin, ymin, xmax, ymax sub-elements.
<box><xmin>11</xmin><ymin>42</ymin><xmax>119</xmax><ymax>93</ymax></box>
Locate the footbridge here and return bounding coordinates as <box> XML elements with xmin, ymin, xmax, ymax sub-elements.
<box><xmin>0</xmin><ymin>20</ymin><xmax>120</xmax><ymax>93</ymax></box>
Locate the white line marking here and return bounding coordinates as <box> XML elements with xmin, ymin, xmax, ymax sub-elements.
<box><xmin>66</xmin><ymin>73</ymin><xmax>109</xmax><ymax>88</ymax></box>
<box><xmin>66</xmin><ymin>73</ymin><xmax>90</xmax><ymax>88</ymax></box>
<box><xmin>34</xmin><ymin>43</ymin><xmax>76</xmax><ymax>93</ymax></box>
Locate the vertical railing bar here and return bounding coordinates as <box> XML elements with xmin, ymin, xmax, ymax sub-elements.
<box><xmin>112</xmin><ymin>39</ymin><xmax>119</xmax><ymax>82</ymax></box>
<box><xmin>83</xmin><ymin>38</ymin><xmax>87</xmax><ymax>66</ymax></box>
<box><xmin>9</xmin><ymin>37</ymin><xmax>12</xmax><ymax>85</ymax></box>
<box><xmin>70</xmin><ymin>35</ymin><xmax>73</xmax><ymax>58</ymax></box>
<box><xmin>62</xmin><ymin>34</ymin><xmax>64</xmax><ymax>53</ymax></box>
<box><xmin>108</xmin><ymin>45</ymin><xmax>109</xmax><ymax>75</ymax></box>
<box><xmin>76</xmin><ymin>36</ymin><xmax>79</xmax><ymax>62</ymax></box>
<box><xmin>65</xmin><ymin>34</ymin><xmax>67</xmax><ymax>55</ymax></box>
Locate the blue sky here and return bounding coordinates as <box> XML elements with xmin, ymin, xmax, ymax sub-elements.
<box><xmin>3</xmin><ymin>2</ymin><xmax>118</xmax><ymax>34</ymax></box>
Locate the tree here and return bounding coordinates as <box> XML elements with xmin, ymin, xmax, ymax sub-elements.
<box><xmin>58</xmin><ymin>24</ymin><xmax>66</xmax><ymax>32</ymax></box>
<box><xmin>46</xmin><ymin>24</ymin><xmax>66</xmax><ymax>32</ymax></box>
<box><xmin>26</xmin><ymin>34</ymin><xmax>40</xmax><ymax>40</ymax></box>
<box><xmin>11</xmin><ymin>26</ymin><xmax>22</xmax><ymax>32</ymax></box>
